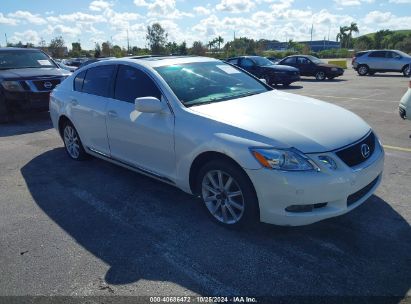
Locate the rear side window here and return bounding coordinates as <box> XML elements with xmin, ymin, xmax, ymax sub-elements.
<box><xmin>82</xmin><ymin>65</ymin><xmax>116</xmax><ymax>97</ymax></box>
<box><xmin>355</xmin><ymin>52</ymin><xmax>368</xmax><ymax>57</ymax></box>
<box><xmin>240</xmin><ymin>59</ymin><xmax>254</xmax><ymax>68</ymax></box>
<box><xmin>369</xmin><ymin>51</ymin><xmax>386</xmax><ymax>58</ymax></box>
<box><xmin>297</xmin><ymin>57</ymin><xmax>310</xmax><ymax>65</ymax></box>
<box><xmin>282</xmin><ymin>57</ymin><xmax>296</xmax><ymax>64</ymax></box>
<box><xmin>74</xmin><ymin>70</ymin><xmax>86</xmax><ymax>92</ymax></box>
<box><xmin>114</xmin><ymin>65</ymin><xmax>161</xmax><ymax>103</ymax></box>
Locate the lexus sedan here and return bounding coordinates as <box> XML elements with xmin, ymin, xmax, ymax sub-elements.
<box><xmin>277</xmin><ymin>55</ymin><xmax>344</xmax><ymax>81</ymax></box>
<box><xmin>226</xmin><ymin>56</ymin><xmax>300</xmax><ymax>87</ymax></box>
<box><xmin>50</xmin><ymin>56</ymin><xmax>384</xmax><ymax>227</ymax></box>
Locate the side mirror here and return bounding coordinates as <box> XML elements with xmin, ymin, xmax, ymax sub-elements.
<box><xmin>135</xmin><ymin>97</ymin><xmax>164</xmax><ymax>113</ymax></box>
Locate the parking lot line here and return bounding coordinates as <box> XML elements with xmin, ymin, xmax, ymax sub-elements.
<box><xmin>383</xmin><ymin>145</ymin><xmax>411</xmax><ymax>153</ymax></box>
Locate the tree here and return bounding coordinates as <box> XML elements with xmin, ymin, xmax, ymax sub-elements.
<box><xmin>179</xmin><ymin>41</ymin><xmax>188</xmax><ymax>55</ymax></box>
<box><xmin>94</xmin><ymin>43</ymin><xmax>101</xmax><ymax>58</ymax></box>
<box><xmin>190</xmin><ymin>41</ymin><xmax>206</xmax><ymax>56</ymax></box>
<box><xmin>373</xmin><ymin>30</ymin><xmax>391</xmax><ymax>49</ymax></box>
<box><xmin>165</xmin><ymin>42</ymin><xmax>179</xmax><ymax>55</ymax></box>
<box><xmin>216</xmin><ymin>36</ymin><xmax>224</xmax><ymax>51</ymax></box>
<box><xmin>347</xmin><ymin>22</ymin><xmax>359</xmax><ymax>48</ymax></box>
<box><xmin>49</xmin><ymin>36</ymin><xmax>65</xmax><ymax>58</ymax></box>
<box><xmin>354</xmin><ymin>35</ymin><xmax>373</xmax><ymax>50</ymax></box>
<box><xmin>146</xmin><ymin>23</ymin><xmax>168</xmax><ymax>54</ymax></box>
<box><xmin>112</xmin><ymin>45</ymin><xmax>123</xmax><ymax>57</ymax></box>
<box><xmin>396</xmin><ymin>37</ymin><xmax>411</xmax><ymax>53</ymax></box>
<box><xmin>101</xmin><ymin>41</ymin><xmax>112</xmax><ymax>57</ymax></box>
<box><xmin>336</xmin><ymin>26</ymin><xmax>349</xmax><ymax>48</ymax></box>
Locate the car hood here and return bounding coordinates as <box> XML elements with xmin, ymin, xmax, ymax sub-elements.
<box><xmin>0</xmin><ymin>68</ymin><xmax>69</xmax><ymax>80</ymax></box>
<box><xmin>190</xmin><ymin>90</ymin><xmax>370</xmax><ymax>153</ymax></box>
<box><xmin>263</xmin><ymin>65</ymin><xmax>299</xmax><ymax>72</ymax></box>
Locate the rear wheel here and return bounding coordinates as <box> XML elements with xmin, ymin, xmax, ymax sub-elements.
<box><xmin>62</xmin><ymin>121</ymin><xmax>88</xmax><ymax>161</ymax></box>
<box><xmin>357</xmin><ymin>65</ymin><xmax>369</xmax><ymax>76</ymax></box>
<box><xmin>197</xmin><ymin>159</ymin><xmax>259</xmax><ymax>227</ymax></box>
<box><xmin>403</xmin><ymin>65</ymin><xmax>410</xmax><ymax>77</ymax></box>
<box><xmin>315</xmin><ymin>71</ymin><xmax>326</xmax><ymax>81</ymax></box>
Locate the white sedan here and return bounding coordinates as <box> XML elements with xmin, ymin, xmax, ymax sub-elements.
<box><xmin>50</xmin><ymin>56</ymin><xmax>384</xmax><ymax>227</ymax></box>
<box><xmin>399</xmin><ymin>77</ymin><xmax>411</xmax><ymax>120</ymax></box>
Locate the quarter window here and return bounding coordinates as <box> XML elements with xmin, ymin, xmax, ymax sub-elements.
<box><xmin>82</xmin><ymin>65</ymin><xmax>116</xmax><ymax>97</ymax></box>
<box><xmin>114</xmin><ymin>65</ymin><xmax>161</xmax><ymax>103</ymax></box>
<box><xmin>74</xmin><ymin>70</ymin><xmax>86</xmax><ymax>92</ymax></box>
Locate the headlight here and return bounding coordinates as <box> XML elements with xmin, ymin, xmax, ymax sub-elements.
<box><xmin>250</xmin><ymin>147</ymin><xmax>319</xmax><ymax>171</ymax></box>
<box><xmin>1</xmin><ymin>80</ymin><xmax>24</xmax><ymax>92</ymax></box>
<box><xmin>318</xmin><ymin>155</ymin><xmax>337</xmax><ymax>170</ymax></box>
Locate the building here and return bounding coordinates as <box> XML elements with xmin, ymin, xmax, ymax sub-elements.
<box><xmin>265</xmin><ymin>40</ymin><xmax>340</xmax><ymax>52</ymax></box>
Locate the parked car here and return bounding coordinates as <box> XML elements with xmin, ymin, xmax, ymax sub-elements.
<box><xmin>78</xmin><ymin>57</ymin><xmax>116</xmax><ymax>69</ymax></box>
<box><xmin>0</xmin><ymin>48</ymin><xmax>70</xmax><ymax>122</ymax></box>
<box><xmin>227</xmin><ymin>56</ymin><xmax>300</xmax><ymax>86</ymax></box>
<box><xmin>277</xmin><ymin>55</ymin><xmax>344</xmax><ymax>81</ymax></box>
<box><xmin>50</xmin><ymin>56</ymin><xmax>384</xmax><ymax>227</ymax></box>
<box><xmin>399</xmin><ymin>77</ymin><xmax>411</xmax><ymax>120</ymax></box>
<box><xmin>64</xmin><ymin>58</ymin><xmax>88</xmax><ymax>68</ymax></box>
<box><xmin>266</xmin><ymin>56</ymin><xmax>279</xmax><ymax>64</ymax></box>
<box><xmin>352</xmin><ymin>50</ymin><xmax>411</xmax><ymax>77</ymax></box>
<box><xmin>56</xmin><ymin>61</ymin><xmax>77</xmax><ymax>72</ymax></box>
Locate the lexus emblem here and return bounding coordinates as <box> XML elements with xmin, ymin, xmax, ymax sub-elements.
<box><xmin>361</xmin><ymin>144</ymin><xmax>371</xmax><ymax>159</ymax></box>
<box><xmin>43</xmin><ymin>81</ymin><xmax>52</xmax><ymax>89</ymax></box>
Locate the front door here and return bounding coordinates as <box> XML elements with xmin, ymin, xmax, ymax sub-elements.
<box><xmin>106</xmin><ymin>64</ymin><xmax>175</xmax><ymax>180</ymax></box>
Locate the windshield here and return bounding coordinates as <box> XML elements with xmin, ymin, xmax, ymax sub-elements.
<box><xmin>155</xmin><ymin>61</ymin><xmax>269</xmax><ymax>107</ymax></box>
<box><xmin>395</xmin><ymin>50</ymin><xmax>410</xmax><ymax>58</ymax></box>
<box><xmin>306</xmin><ymin>55</ymin><xmax>325</xmax><ymax>64</ymax></box>
<box><xmin>252</xmin><ymin>57</ymin><xmax>274</xmax><ymax>66</ymax></box>
<box><xmin>0</xmin><ymin>50</ymin><xmax>56</xmax><ymax>70</ymax></box>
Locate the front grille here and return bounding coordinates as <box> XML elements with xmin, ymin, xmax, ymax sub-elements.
<box><xmin>32</xmin><ymin>79</ymin><xmax>61</xmax><ymax>91</ymax></box>
<box><xmin>335</xmin><ymin>132</ymin><xmax>376</xmax><ymax>167</ymax></box>
<box><xmin>399</xmin><ymin>107</ymin><xmax>406</xmax><ymax>119</ymax></box>
<box><xmin>347</xmin><ymin>176</ymin><xmax>379</xmax><ymax>207</ymax></box>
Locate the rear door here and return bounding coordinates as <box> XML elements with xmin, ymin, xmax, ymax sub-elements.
<box><xmin>367</xmin><ymin>51</ymin><xmax>387</xmax><ymax>70</ymax></box>
<box><xmin>106</xmin><ymin>64</ymin><xmax>175</xmax><ymax>180</ymax></box>
<box><xmin>69</xmin><ymin>64</ymin><xmax>116</xmax><ymax>156</ymax></box>
<box><xmin>297</xmin><ymin>57</ymin><xmax>314</xmax><ymax>76</ymax></box>
<box><xmin>280</xmin><ymin>57</ymin><xmax>298</xmax><ymax>69</ymax></box>
<box><xmin>239</xmin><ymin>58</ymin><xmax>259</xmax><ymax>77</ymax></box>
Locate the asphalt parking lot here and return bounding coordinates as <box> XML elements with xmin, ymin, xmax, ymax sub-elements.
<box><xmin>0</xmin><ymin>66</ymin><xmax>410</xmax><ymax>302</ymax></box>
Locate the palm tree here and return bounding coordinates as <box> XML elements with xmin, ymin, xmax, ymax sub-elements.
<box><xmin>336</xmin><ymin>26</ymin><xmax>349</xmax><ymax>48</ymax></box>
<box><xmin>207</xmin><ymin>40</ymin><xmax>215</xmax><ymax>51</ymax></box>
<box><xmin>216</xmin><ymin>36</ymin><xmax>224</xmax><ymax>51</ymax></box>
<box><xmin>347</xmin><ymin>22</ymin><xmax>359</xmax><ymax>48</ymax></box>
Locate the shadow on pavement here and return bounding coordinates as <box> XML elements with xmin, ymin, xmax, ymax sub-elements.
<box><xmin>0</xmin><ymin>112</ymin><xmax>52</xmax><ymax>137</ymax></box>
<box><xmin>21</xmin><ymin>148</ymin><xmax>411</xmax><ymax>301</ymax></box>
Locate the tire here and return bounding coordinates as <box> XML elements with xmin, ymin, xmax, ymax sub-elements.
<box><xmin>403</xmin><ymin>65</ymin><xmax>410</xmax><ymax>77</ymax></box>
<box><xmin>62</xmin><ymin>120</ymin><xmax>88</xmax><ymax>161</ymax></box>
<box><xmin>282</xmin><ymin>82</ymin><xmax>291</xmax><ymax>87</ymax></box>
<box><xmin>315</xmin><ymin>71</ymin><xmax>326</xmax><ymax>81</ymax></box>
<box><xmin>327</xmin><ymin>76</ymin><xmax>335</xmax><ymax>80</ymax></box>
<box><xmin>357</xmin><ymin>65</ymin><xmax>369</xmax><ymax>76</ymax></box>
<box><xmin>196</xmin><ymin>159</ymin><xmax>259</xmax><ymax>227</ymax></box>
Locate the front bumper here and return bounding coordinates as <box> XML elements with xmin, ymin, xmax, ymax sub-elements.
<box><xmin>4</xmin><ymin>90</ymin><xmax>51</xmax><ymax>111</ymax></box>
<box><xmin>272</xmin><ymin>73</ymin><xmax>300</xmax><ymax>84</ymax></box>
<box><xmin>245</xmin><ymin>140</ymin><xmax>384</xmax><ymax>226</ymax></box>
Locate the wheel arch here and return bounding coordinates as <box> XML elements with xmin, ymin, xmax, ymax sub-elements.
<box><xmin>58</xmin><ymin>115</ymin><xmax>72</xmax><ymax>138</ymax></box>
<box><xmin>188</xmin><ymin>151</ymin><xmax>255</xmax><ymax>195</ymax></box>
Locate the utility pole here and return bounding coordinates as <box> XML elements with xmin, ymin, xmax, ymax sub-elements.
<box><xmin>5</xmin><ymin>33</ymin><xmax>8</xmax><ymax>46</ymax></box>
<box><xmin>310</xmin><ymin>24</ymin><xmax>313</xmax><ymax>42</ymax></box>
<box><xmin>127</xmin><ymin>29</ymin><xmax>130</xmax><ymax>54</ymax></box>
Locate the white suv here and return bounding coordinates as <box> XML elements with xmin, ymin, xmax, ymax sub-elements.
<box><xmin>50</xmin><ymin>56</ymin><xmax>384</xmax><ymax>227</ymax></box>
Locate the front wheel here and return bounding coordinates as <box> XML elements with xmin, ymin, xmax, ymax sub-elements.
<box><xmin>62</xmin><ymin>121</ymin><xmax>88</xmax><ymax>161</ymax></box>
<box><xmin>315</xmin><ymin>71</ymin><xmax>326</xmax><ymax>81</ymax></box>
<box><xmin>403</xmin><ymin>65</ymin><xmax>410</xmax><ymax>77</ymax></box>
<box><xmin>197</xmin><ymin>159</ymin><xmax>259</xmax><ymax>227</ymax></box>
<box><xmin>357</xmin><ymin>65</ymin><xmax>369</xmax><ymax>76</ymax></box>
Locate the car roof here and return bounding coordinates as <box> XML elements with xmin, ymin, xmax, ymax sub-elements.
<box><xmin>0</xmin><ymin>47</ymin><xmax>43</xmax><ymax>52</ymax></box>
<box><xmin>113</xmin><ymin>56</ymin><xmax>220</xmax><ymax>68</ymax></box>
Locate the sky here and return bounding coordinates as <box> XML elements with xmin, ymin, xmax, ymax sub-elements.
<box><xmin>0</xmin><ymin>0</ymin><xmax>410</xmax><ymax>50</ymax></box>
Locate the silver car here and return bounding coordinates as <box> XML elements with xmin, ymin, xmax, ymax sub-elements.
<box><xmin>353</xmin><ymin>50</ymin><xmax>411</xmax><ymax>77</ymax></box>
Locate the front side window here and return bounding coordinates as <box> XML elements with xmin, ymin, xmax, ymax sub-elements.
<box><xmin>252</xmin><ymin>57</ymin><xmax>273</xmax><ymax>67</ymax></box>
<box><xmin>282</xmin><ymin>57</ymin><xmax>296</xmax><ymax>65</ymax></box>
<box><xmin>0</xmin><ymin>50</ymin><xmax>56</xmax><ymax>70</ymax></box>
<box><xmin>155</xmin><ymin>61</ymin><xmax>269</xmax><ymax>107</ymax></box>
<box><xmin>74</xmin><ymin>70</ymin><xmax>86</xmax><ymax>92</ymax></box>
<box><xmin>82</xmin><ymin>65</ymin><xmax>116</xmax><ymax>97</ymax></box>
<box><xmin>114</xmin><ymin>65</ymin><xmax>161</xmax><ymax>103</ymax></box>
<box><xmin>240</xmin><ymin>59</ymin><xmax>255</xmax><ymax>68</ymax></box>
<box><xmin>298</xmin><ymin>57</ymin><xmax>310</xmax><ymax>65</ymax></box>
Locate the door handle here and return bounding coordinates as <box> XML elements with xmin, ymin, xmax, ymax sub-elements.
<box><xmin>70</xmin><ymin>99</ymin><xmax>78</xmax><ymax>106</ymax></box>
<box><xmin>107</xmin><ymin>110</ymin><xmax>118</xmax><ymax>118</ymax></box>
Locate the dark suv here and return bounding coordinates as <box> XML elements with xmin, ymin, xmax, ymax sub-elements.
<box><xmin>0</xmin><ymin>48</ymin><xmax>70</xmax><ymax>122</ymax></box>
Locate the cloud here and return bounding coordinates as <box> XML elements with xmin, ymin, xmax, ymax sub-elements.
<box><xmin>216</xmin><ymin>0</ymin><xmax>256</xmax><ymax>13</ymax></box>
<box><xmin>89</xmin><ymin>0</ymin><xmax>113</xmax><ymax>11</ymax></box>
<box><xmin>0</xmin><ymin>13</ymin><xmax>18</xmax><ymax>25</ymax></box>
<box><xmin>334</xmin><ymin>0</ymin><xmax>374</xmax><ymax>6</ymax></box>
<box><xmin>134</xmin><ymin>0</ymin><xmax>149</xmax><ymax>6</ymax></box>
<box><xmin>388</xmin><ymin>0</ymin><xmax>411</xmax><ymax>2</ymax></box>
<box><xmin>193</xmin><ymin>6</ymin><xmax>211</xmax><ymax>15</ymax></box>
<box><xmin>10</xmin><ymin>30</ymin><xmax>41</xmax><ymax>44</ymax></box>
<box><xmin>8</xmin><ymin>10</ymin><xmax>47</xmax><ymax>25</ymax></box>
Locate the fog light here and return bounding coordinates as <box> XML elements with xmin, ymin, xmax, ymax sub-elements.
<box><xmin>285</xmin><ymin>204</ymin><xmax>314</xmax><ymax>213</ymax></box>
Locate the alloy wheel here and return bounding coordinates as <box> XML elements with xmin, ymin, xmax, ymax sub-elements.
<box><xmin>316</xmin><ymin>71</ymin><xmax>326</xmax><ymax>81</ymax></box>
<box><xmin>63</xmin><ymin>125</ymin><xmax>80</xmax><ymax>159</ymax></box>
<box><xmin>358</xmin><ymin>66</ymin><xmax>368</xmax><ymax>76</ymax></box>
<box><xmin>201</xmin><ymin>170</ymin><xmax>245</xmax><ymax>224</ymax></box>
